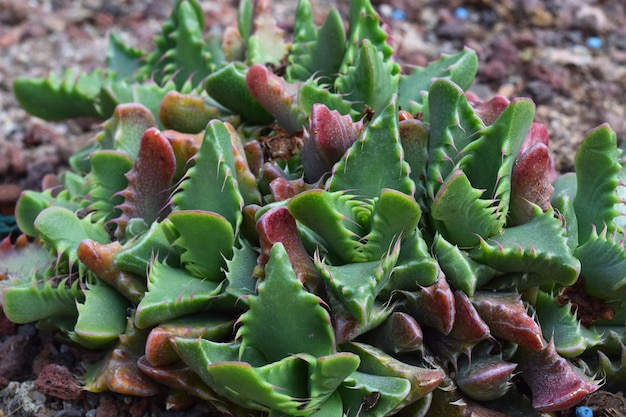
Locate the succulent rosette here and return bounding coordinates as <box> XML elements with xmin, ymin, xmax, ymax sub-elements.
<box><xmin>3</xmin><ymin>0</ymin><xmax>625</xmax><ymax>416</ymax></box>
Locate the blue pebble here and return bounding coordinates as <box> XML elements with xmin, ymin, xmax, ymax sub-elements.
<box><xmin>576</xmin><ymin>406</ymin><xmax>593</xmax><ymax>417</ymax></box>
<box><xmin>586</xmin><ymin>36</ymin><xmax>602</xmax><ymax>49</ymax></box>
<box><xmin>391</xmin><ymin>9</ymin><xmax>406</xmax><ymax>21</ymax></box>
<box><xmin>454</xmin><ymin>7</ymin><xmax>469</xmax><ymax>20</ymax></box>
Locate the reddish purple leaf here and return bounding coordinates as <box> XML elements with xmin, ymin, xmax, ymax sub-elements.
<box><xmin>467</xmin><ymin>93</ymin><xmax>510</xmax><ymax>126</ymax></box>
<box><xmin>400</xmin><ymin>272</ymin><xmax>455</xmax><ymax>335</ymax></box>
<box><xmin>256</xmin><ymin>206</ymin><xmax>321</xmax><ymax>293</ymax></box>
<box><xmin>471</xmin><ymin>291</ymin><xmax>545</xmax><ymax>350</ymax></box>
<box><xmin>509</xmin><ymin>142</ymin><xmax>555</xmax><ymax>225</ymax></box>
<box><xmin>456</xmin><ymin>347</ymin><xmax>517</xmax><ymax>401</ymax></box>
<box><xmin>246</xmin><ymin>64</ymin><xmax>304</xmax><ymax>133</ymax></box>
<box><xmin>301</xmin><ymin>104</ymin><xmax>364</xmax><ymax>182</ymax></box>
<box><xmin>448</xmin><ymin>290</ymin><xmax>491</xmax><ymax>343</ymax></box>
<box><xmin>363</xmin><ymin>311</ymin><xmax>423</xmax><ymax>353</ymax></box>
<box><xmin>116</xmin><ymin>128</ymin><xmax>176</xmax><ymax>236</ymax></box>
<box><xmin>269</xmin><ymin>177</ymin><xmax>307</xmax><ymax>201</ymax></box>
<box><xmin>516</xmin><ymin>338</ymin><xmax>600</xmax><ymax>411</ymax></box>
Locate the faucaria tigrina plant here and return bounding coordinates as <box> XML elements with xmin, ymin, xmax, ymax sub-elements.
<box><xmin>2</xmin><ymin>0</ymin><xmax>626</xmax><ymax>415</ymax></box>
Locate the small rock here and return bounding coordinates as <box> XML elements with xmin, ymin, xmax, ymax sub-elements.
<box><xmin>0</xmin><ymin>334</ymin><xmax>29</xmax><ymax>380</ymax></box>
<box><xmin>0</xmin><ymin>184</ymin><xmax>22</xmax><ymax>206</ymax></box>
<box><xmin>34</xmin><ymin>363</ymin><xmax>84</xmax><ymax>401</ymax></box>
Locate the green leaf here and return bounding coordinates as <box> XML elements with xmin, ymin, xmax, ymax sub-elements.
<box><xmin>398</xmin><ymin>47</ymin><xmax>478</xmax><ymax>116</ymax></box>
<box><xmin>287</xmin><ymin>7</ymin><xmax>346</xmax><ymax>84</ymax></box>
<box><xmin>169</xmin><ymin>210</ymin><xmax>234</xmax><ymax>281</ymax></box>
<box><xmin>224</xmin><ymin>238</ymin><xmax>258</xmax><ymax>301</ymax></box>
<box><xmin>431</xmin><ymin>169</ymin><xmax>501</xmax><ymax>247</ymax></box>
<box><xmin>106</xmin><ymin>32</ymin><xmax>145</xmax><ymax>79</ymax></box>
<box><xmin>327</xmin><ymin>97</ymin><xmax>414</xmax><ymax>199</ymax></box>
<box><xmin>14</xmin><ymin>190</ymin><xmax>54</xmax><ymax>238</ymax></box>
<box><xmin>172</xmin><ymin>120</ymin><xmax>244</xmax><ymax>232</ymax></box>
<box><xmin>175</xmin><ymin>336</ymin><xmax>358</xmax><ymax>416</ymax></box>
<box><xmin>339</xmin><ymin>371</ymin><xmax>411</xmax><ymax>417</ymax></box>
<box><xmin>334</xmin><ymin>39</ymin><xmax>400</xmax><ymax>115</ymax></box>
<box><xmin>384</xmin><ymin>230</ymin><xmax>439</xmax><ymax>292</ymax></box>
<box><xmin>13</xmin><ymin>69</ymin><xmax>106</xmax><ymax>121</ymax></box>
<box><xmin>471</xmin><ymin>206</ymin><xmax>581</xmax><ymax>286</ymax></box>
<box><xmin>361</xmin><ymin>189</ymin><xmax>421</xmax><ymax>261</ymax></box>
<box><xmin>341</xmin><ymin>0</ymin><xmax>393</xmax><ymax>73</ymax></box>
<box><xmin>86</xmin><ymin>150</ymin><xmax>133</xmax><ymax>220</ymax></box>
<box><xmin>534</xmin><ymin>290</ymin><xmax>603</xmax><ymax>357</ymax></box>
<box><xmin>343</xmin><ymin>342</ymin><xmax>445</xmax><ymax>408</ymax></box>
<box><xmin>70</xmin><ymin>279</ymin><xmax>130</xmax><ymax>348</ymax></box>
<box><xmin>432</xmin><ymin>233</ymin><xmax>497</xmax><ymax>296</ymax></box>
<box><xmin>138</xmin><ymin>0</ymin><xmax>211</xmax><ymax>88</ymax></box>
<box><xmin>574</xmin><ymin>226</ymin><xmax>626</xmax><ymax>300</ymax></box>
<box><xmin>459</xmin><ymin>98</ymin><xmax>535</xmax><ymax>226</ymax></box>
<box><xmin>96</xmin><ymin>102</ymin><xmax>156</xmax><ymax>159</ymax></box>
<box><xmin>114</xmin><ymin>219</ymin><xmax>180</xmax><ymax>276</ymax></box>
<box><xmin>245</xmin><ymin>1</ymin><xmax>288</xmax><ymax>66</ymax></box>
<box><xmin>573</xmin><ymin>124</ymin><xmax>621</xmax><ymax>244</ymax></box>
<box><xmin>2</xmin><ymin>278</ymin><xmax>82</xmax><ymax>324</ymax></box>
<box><xmin>238</xmin><ymin>243</ymin><xmax>335</xmax><ymax>363</ymax></box>
<box><xmin>288</xmin><ymin>190</ymin><xmax>365</xmax><ymax>264</ymax></box>
<box><xmin>135</xmin><ymin>259</ymin><xmax>223</xmax><ymax>329</ymax></box>
<box><xmin>35</xmin><ymin>206</ymin><xmax>110</xmax><ymax>269</ymax></box>
<box><xmin>205</xmin><ymin>63</ymin><xmax>274</xmax><ymax>125</ymax></box>
<box><xmin>426</xmin><ymin>79</ymin><xmax>484</xmax><ymax>200</ymax></box>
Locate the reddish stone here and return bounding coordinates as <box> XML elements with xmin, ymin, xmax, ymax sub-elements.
<box><xmin>34</xmin><ymin>363</ymin><xmax>84</xmax><ymax>401</ymax></box>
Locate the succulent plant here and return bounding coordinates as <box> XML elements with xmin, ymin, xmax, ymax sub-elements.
<box><xmin>3</xmin><ymin>0</ymin><xmax>626</xmax><ymax>415</ymax></box>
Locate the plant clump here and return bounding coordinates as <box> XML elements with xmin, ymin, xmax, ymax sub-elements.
<box><xmin>2</xmin><ymin>0</ymin><xmax>626</xmax><ymax>416</ymax></box>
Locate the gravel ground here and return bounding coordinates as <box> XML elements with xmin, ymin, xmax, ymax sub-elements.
<box><xmin>1</xmin><ymin>0</ymin><xmax>626</xmax><ymax>416</ymax></box>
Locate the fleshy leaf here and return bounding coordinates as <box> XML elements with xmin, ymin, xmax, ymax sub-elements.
<box><xmin>35</xmin><ymin>206</ymin><xmax>110</xmax><ymax>271</ymax></box>
<box><xmin>115</xmin><ymin>128</ymin><xmax>176</xmax><ymax>238</ymax></box>
<box><xmin>1</xmin><ymin>278</ymin><xmax>82</xmax><ymax>324</ymax></box>
<box><xmin>169</xmin><ymin>210</ymin><xmax>234</xmax><ymax>281</ymax></box>
<box><xmin>399</xmin><ymin>272</ymin><xmax>456</xmax><ymax>335</ymax></box>
<box><xmin>205</xmin><ymin>63</ymin><xmax>274</xmax><ymax>125</ymax></box>
<box><xmin>574</xmin><ymin>226</ymin><xmax>626</xmax><ymax>300</ymax></box>
<box><xmin>398</xmin><ymin>48</ymin><xmax>478</xmax><ymax>118</ymax></box>
<box><xmin>432</xmin><ymin>233</ymin><xmax>497</xmax><ymax>296</ymax></box>
<box><xmin>338</xmin><ymin>371</ymin><xmax>410</xmax><ymax>417</ymax></box>
<box><xmin>470</xmin><ymin>206</ymin><xmax>580</xmax><ymax>286</ymax></box>
<box><xmin>137</xmin><ymin>0</ymin><xmax>212</xmax><ymax>88</ymax></box>
<box><xmin>256</xmin><ymin>206</ymin><xmax>321</xmax><ymax>292</ymax></box>
<box><xmin>13</xmin><ymin>69</ymin><xmax>106</xmax><ymax>121</ymax></box>
<box><xmin>96</xmin><ymin>103</ymin><xmax>157</xmax><ymax>159</ymax></box>
<box><xmin>238</xmin><ymin>243</ymin><xmax>336</xmax><ymax>363</ymax></box>
<box><xmin>301</xmin><ymin>104</ymin><xmax>363</xmax><ymax>182</ymax></box>
<box><xmin>343</xmin><ymin>342</ymin><xmax>445</xmax><ymax>407</ymax></box>
<box><xmin>455</xmin><ymin>343</ymin><xmax>517</xmax><ymax>401</ymax></box>
<box><xmin>83</xmin><ymin>315</ymin><xmax>158</xmax><ymax>396</ymax></box>
<box><xmin>288</xmin><ymin>190</ymin><xmax>364</xmax><ymax>264</ymax></box>
<box><xmin>431</xmin><ymin>169</ymin><xmax>501</xmax><ymax>247</ymax></box>
<box><xmin>327</xmin><ymin>96</ymin><xmax>414</xmax><ymax>199</ymax></box>
<box><xmin>334</xmin><ymin>39</ymin><xmax>400</xmax><ymax>115</ymax></box>
<box><xmin>77</xmin><ymin>240</ymin><xmax>146</xmax><ymax>303</ymax></box>
<box><xmin>573</xmin><ymin>124</ymin><xmax>621</xmax><ymax>244</ymax></box>
<box><xmin>246</xmin><ymin>64</ymin><xmax>306</xmax><ymax>133</ymax></box>
<box><xmin>471</xmin><ymin>291</ymin><xmax>544</xmax><ymax>350</ymax></box>
<box><xmin>135</xmin><ymin>259</ymin><xmax>223</xmax><ymax>329</ymax></box>
<box><xmin>534</xmin><ymin>290</ymin><xmax>603</xmax><ymax>357</ymax></box>
<box><xmin>515</xmin><ymin>339</ymin><xmax>600</xmax><ymax>411</ymax></box>
<box><xmin>509</xmin><ymin>142</ymin><xmax>555</xmax><ymax>225</ymax></box>
<box><xmin>172</xmin><ymin>120</ymin><xmax>244</xmax><ymax>232</ymax></box>
<box><xmin>286</xmin><ymin>5</ymin><xmax>346</xmax><ymax>84</ymax></box>
<box><xmin>158</xmin><ymin>91</ymin><xmax>220</xmax><ymax>133</ymax></box>
<box><xmin>360</xmin><ymin>189</ymin><xmax>421</xmax><ymax>261</ymax></box>
<box><xmin>70</xmin><ymin>279</ymin><xmax>129</xmax><ymax>348</ymax></box>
